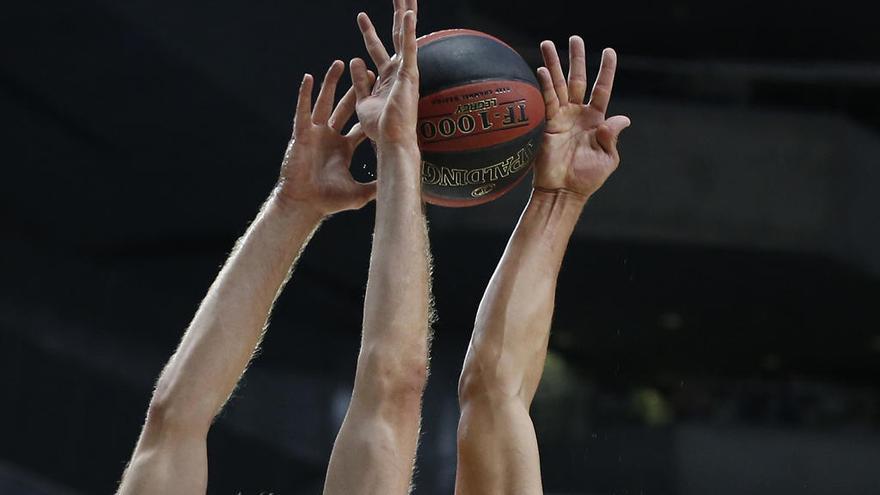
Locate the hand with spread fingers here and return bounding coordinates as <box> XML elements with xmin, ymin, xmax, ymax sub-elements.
<box><xmin>534</xmin><ymin>36</ymin><xmax>632</xmax><ymax>199</ymax></box>
<box><xmin>349</xmin><ymin>0</ymin><xmax>420</xmax><ymax>146</ymax></box>
<box><xmin>278</xmin><ymin>60</ymin><xmax>377</xmax><ymax>216</ymax></box>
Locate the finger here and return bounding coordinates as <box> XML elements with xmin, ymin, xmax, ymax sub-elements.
<box><xmin>330</xmin><ymin>71</ymin><xmax>373</xmax><ymax>131</ymax></box>
<box><xmin>392</xmin><ymin>0</ymin><xmax>404</xmax><ymax>53</ymax></box>
<box><xmin>345</xmin><ymin>122</ymin><xmax>367</xmax><ymax>147</ymax></box>
<box><xmin>595</xmin><ymin>115</ymin><xmax>631</xmax><ymax>157</ymax></box>
<box><xmin>405</xmin><ymin>0</ymin><xmax>418</xmax><ymax>16</ymax></box>
<box><xmin>357</xmin><ymin>13</ymin><xmax>390</xmax><ymax>67</ymax></box>
<box><xmin>312</xmin><ymin>60</ymin><xmax>345</xmax><ymax>125</ymax></box>
<box><xmin>366</xmin><ymin>70</ymin><xmax>377</xmax><ymax>96</ymax></box>
<box><xmin>540</xmin><ymin>40</ymin><xmax>569</xmax><ymax>105</ymax></box>
<box><xmin>329</xmin><ymin>86</ymin><xmax>356</xmax><ymax>132</ymax></box>
<box><xmin>350</xmin><ymin>58</ymin><xmax>372</xmax><ymax>101</ymax></box>
<box><xmin>537</xmin><ymin>67</ymin><xmax>560</xmax><ymax>120</ymax></box>
<box><xmin>605</xmin><ymin>115</ymin><xmax>631</xmax><ymax>136</ymax></box>
<box><xmin>329</xmin><ymin>70</ymin><xmax>376</xmax><ymax>132</ymax></box>
<box><xmin>293</xmin><ymin>73</ymin><xmax>314</xmax><ymax>133</ymax></box>
<box><xmin>567</xmin><ymin>35</ymin><xmax>588</xmax><ymax>104</ymax></box>
<box><xmin>588</xmin><ymin>48</ymin><xmax>618</xmax><ymax>115</ymax></box>
<box><xmin>357</xmin><ymin>180</ymin><xmax>378</xmax><ymax>207</ymax></box>
<box><xmin>399</xmin><ymin>10</ymin><xmax>418</xmax><ymax>78</ymax></box>
<box><xmin>595</xmin><ymin>125</ymin><xmax>618</xmax><ymax>161</ymax></box>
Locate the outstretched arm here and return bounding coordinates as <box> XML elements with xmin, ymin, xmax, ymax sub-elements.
<box><xmin>117</xmin><ymin>61</ymin><xmax>375</xmax><ymax>495</ymax></box>
<box><xmin>322</xmin><ymin>2</ymin><xmax>431</xmax><ymax>494</ymax></box>
<box><xmin>455</xmin><ymin>37</ymin><xmax>631</xmax><ymax>495</ymax></box>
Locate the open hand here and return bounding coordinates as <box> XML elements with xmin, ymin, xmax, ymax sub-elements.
<box><xmin>277</xmin><ymin>61</ymin><xmax>377</xmax><ymax>216</ymax></box>
<box><xmin>533</xmin><ymin>36</ymin><xmax>631</xmax><ymax>199</ymax></box>
<box><xmin>349</xmin><ymin>0</ymin><xmax>419</xmax><ymax>147</ymax></box>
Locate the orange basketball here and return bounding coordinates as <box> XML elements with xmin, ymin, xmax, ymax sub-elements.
<box><xmin>416</xmin><ymin>30</ymin><xmax>545</xmax><ymax>207</ymax></box>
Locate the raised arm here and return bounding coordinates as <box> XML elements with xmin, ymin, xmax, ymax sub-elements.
<box><xmin>455</xmin><ymin>37</ymin><xmax>631</xmax><ymax>494</ymax></box>
<box><xmin>117</xmin><ymin>61</ymin><xmax>375</xmax><ymax>495</ymax></box>
<box><xmin>322</xmin><ymin>2</ymin><xmax>432</xmax><ymax>494</ymax></box>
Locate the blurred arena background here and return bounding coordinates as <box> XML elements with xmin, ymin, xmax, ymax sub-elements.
<box><xmin>1</xmin><ymin>1</ymin><xmax>879</xmax><ymax>493</ymax></box>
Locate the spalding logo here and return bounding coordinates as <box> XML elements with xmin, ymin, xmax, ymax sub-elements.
<box><xmin>471</xmin><ymin>183</ymin><xmax>496</xmax><ymax>198</ymax></box>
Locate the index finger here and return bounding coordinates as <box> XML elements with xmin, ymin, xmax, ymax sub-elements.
<box><xmin>588</xmin><ymin>48</ymin><xmax>618</xmax><ymax>115</ymax></box>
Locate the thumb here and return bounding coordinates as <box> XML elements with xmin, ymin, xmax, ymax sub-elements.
<box><xmin>358</xmin><ymin>180</ymin><xmax>378</xmax><ymax>207</ymax></box>
<box><xmin>596</xmin><ymin>115</ymin><xmax>631</xmax><ymax>155</ymax></box>
<box><xmin>346</xmin><ymin>122</ymin><xmax>367</xmax><ymax>147</ymax></box>
<box><xmin>349</xmin><ymin>58</ymin><xmax>372</xmax><ymax>102</ymax></box>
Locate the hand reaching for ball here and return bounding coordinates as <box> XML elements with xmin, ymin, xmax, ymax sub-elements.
<box><xmin>533</xmin><ymin>36</ymin><xmax>631</xmax><ymax>200</ymax></box>
<box><xmin>277</xmin><ymin>61</ymin><xmax>377</xmax><ymax>216</ymax></box>
<box><xmin>350</xmin><ymin>0</ymin><xmax>420</xmax><ymax>148</ymax></box>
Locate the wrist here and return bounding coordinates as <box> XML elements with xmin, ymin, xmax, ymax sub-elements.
<box><xmin>531</xmin><ymin>186</ymin><xmax>590</xmax><ymax>208</ymax></box>
<box><xmin>526</xmin><ymin>187</ymin><xmax>588</xmax><ymax>226</ymax></box>
<box><xmin>376</xmin><ymin>142</ymin><xmax>422</xmax><ymax>180</ymax></box>
<box><xmin>269</xmin><ymin>184</ymin><xmax>326</xmax><ymax>226</ymax></box>
<box><xmin>376</xmin><ymin>141</ymin><xmax>420</xmax><ymax>160</ymax></box>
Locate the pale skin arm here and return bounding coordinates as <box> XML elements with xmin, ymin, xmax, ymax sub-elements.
<box><xmin>322</xmin><ymin>2</ymin><xmax>431</xmax><ymax>494</ymax></box>
<box><xmin>117</xmin><ymin>61</ymin><xmax>376</xmax><ymax>495</ymax></box>
<box><xmin>455</xmin><ymin>37</ymin><xmax>631</xmax><ymax>495</ymax></box>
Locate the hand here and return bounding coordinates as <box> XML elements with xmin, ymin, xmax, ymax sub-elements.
<box><xmin>533</xmin><ymin>36</ymin><xmax>631</xmax><ymax>199</ymax></box>
<box><xmin>277</xmin><ymin>60</ymin><xmax>377</xmax><ymax>216</ymax></box>
<box><xmin>350</xmin><ymin>0</ymin><xmax>419</xmax><ymax>147</ymax></box>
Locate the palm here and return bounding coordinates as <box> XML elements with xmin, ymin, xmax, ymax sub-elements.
<box><xmin>281</xmin><ymin>126</ymin><xmax>366</xmax><ymax>213</ymax></box>
<box><xmin>355</xmin><ymin>59</ymin><xmax>412</xmax><ymax>141</ymax></box>
<box><xmin>532</xmin><ymin>38</ymin><xmax>631</xmax><ymax>198</ymax></box>
<box><xmin>536</xmin><ymin>104</ymin><xmax>618</xmax><ymax>194</ymax></box>
<box><xmin>353</xmin><ymin>62</ymin><xmax>392</xmax><ymax>137</ymax></box>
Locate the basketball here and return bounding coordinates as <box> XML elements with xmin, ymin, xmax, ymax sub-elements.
<box><xmin>416</xmin><ymin>30</ymin><xmax>546</xmax><ymax>207</ymax></box>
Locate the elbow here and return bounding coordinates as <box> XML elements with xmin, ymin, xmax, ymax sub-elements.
<box><xmin>357</xmin><ymin>344</ymin><xmax>429</xmax><ymax>405</ymax></box>
<box><xmin>142</xmin><ymin>380</ymin><xmax>211</xmax><ymax>441</ymax></box>
<box><xmin>458</xmin><ymin>349</ymin><xmax>525</xmax><ymax>408</ymax></box>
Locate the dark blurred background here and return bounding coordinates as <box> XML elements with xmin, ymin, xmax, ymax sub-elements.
<box><xmin>2</xmin><ymin>1</ymin><xmax>879</xmax><ymax>494</ymax></box>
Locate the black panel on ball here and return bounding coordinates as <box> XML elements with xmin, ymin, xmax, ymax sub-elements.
<box><xmin>418</xmin><ymin>35</ymin><xmax>539</xmax><ymax>95</ymax></box>
<box><xmin>421</xmin><ymin>123</ymin><xmax>544</xmax><ymax>203</ymax></box>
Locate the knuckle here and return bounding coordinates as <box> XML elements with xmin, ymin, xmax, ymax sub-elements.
<box><xmin>397</xmin><ymin>67</ymin><xmax>418</xmax><ymax>82</ymax></box>
<box><xmin>593</xmin><ymin>87</ymin><xmax>610</xmax><ymax>98</ymax></box>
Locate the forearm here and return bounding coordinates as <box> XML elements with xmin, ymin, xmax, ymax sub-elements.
<box><xmin>149</xmin><ymin>190</ymin><xmax>323</xmax><ymax>431</ymax></box>
<box><xmin>469</xmin><ymin>188</ymin><xmax>586</xmax><ymax>400</ymax></box>
<box><xmin>359</xmin><ymin>144</ymin><xmax>430</xmax><ymax>378</ymax></box>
